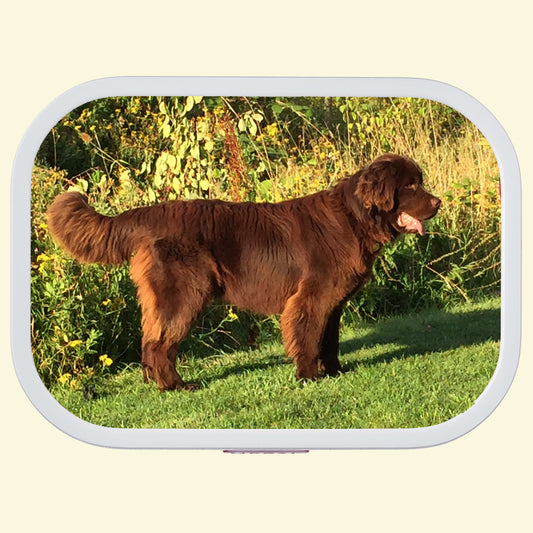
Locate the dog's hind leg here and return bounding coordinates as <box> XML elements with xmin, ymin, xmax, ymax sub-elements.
<box><xmin>140</xmin><ymin>338</ymin><xmax>198</xmax><ymax>391</ymax></box>
<box><xmin>138</xmin><ymin>289</ymin><xmax>213</xmax><ymax>391</ymax></box>
<box><xmin>137</xmin><ymin>289</ymin><xmax>205</xmax><ymax>391</ymax></box>
<box><xmin>131</xmin><ymin>240</ymin><xmax>215</xmax><ymax>391</ymax></box>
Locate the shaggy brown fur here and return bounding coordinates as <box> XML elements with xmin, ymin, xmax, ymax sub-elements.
<box><xmin>47</xmin><ymin>154</ymin><xmax>441</xmax><ymax>391</ymax></box>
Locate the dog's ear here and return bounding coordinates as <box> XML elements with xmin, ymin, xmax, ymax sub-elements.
<box><xmin>355</xmin><ymin>159</ymin><xmax>398</xmax><ymax>212</ymax></box>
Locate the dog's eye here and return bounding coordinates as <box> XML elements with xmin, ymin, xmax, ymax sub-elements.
<box><xmin>404</xmin><ymin>183</ymin><xmax>418</xmax><ymax>191</ymax></box>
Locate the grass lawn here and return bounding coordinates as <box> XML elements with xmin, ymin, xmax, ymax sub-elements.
<box><xmin>49</xmin><ymin>297</ymin><xmax>500</xmax><ymax>429</ymax></box>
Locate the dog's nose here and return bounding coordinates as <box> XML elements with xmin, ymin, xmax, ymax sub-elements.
<box><xmin>431</xmin><ymin>196</ymin><xmax>442</xmax><ymax>209</ymax></box>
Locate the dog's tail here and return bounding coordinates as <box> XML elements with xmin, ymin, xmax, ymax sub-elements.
<box><xmin>47</xmin><ymin>192</ymin><xmax>144</xmax><ymax>265</ymax></box>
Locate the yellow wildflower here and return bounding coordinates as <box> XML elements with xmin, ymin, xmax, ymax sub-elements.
<box><xmin>99</xmin><ymin>354</ymin><xmax>113</xmax><ymax>367</ymax></box>
<box><xmin>67</xmin><ymin>340</ymin><xmax>83</xmax><ymax>348</ymax></box>
<box><xmin>37</xmin><ymin>253</ymin><xmax>54</xmax><ymax>274</ymax></box>
<box><xmin>227</xmin><ymin>307</ymin><xmax>239</xmax><ymax>321</ymax></box>
<box><xmin>58</xmin><ymin>373</ymin><xmax>71</xmax><ymax>384</ymax></box>
<box><xmin>37</xmin><ymin>253</ymin><xmax>52</xmax><ymax>262</ymax></box>
<box><xmin>266</xmin><ymin>123</ymin><xmax>278</xmax><ymax>137</ymax></box>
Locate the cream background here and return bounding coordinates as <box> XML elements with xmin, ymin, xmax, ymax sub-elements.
<box><xmin>1</xmin><ymin>1</ymin><xmax>530</xmax><ymax>531</ymax></box>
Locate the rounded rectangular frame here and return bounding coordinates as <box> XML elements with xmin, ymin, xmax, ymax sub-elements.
<box><xmin>11</xmin><ymin>77</ymin><xmax>521</xmax><ymax>450</ymax></box>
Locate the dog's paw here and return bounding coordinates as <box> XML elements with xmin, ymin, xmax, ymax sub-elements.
<box><xmin>181</xmin><ymin>382</ymin><xmax>200</xmax><ymax>392</ymax></box>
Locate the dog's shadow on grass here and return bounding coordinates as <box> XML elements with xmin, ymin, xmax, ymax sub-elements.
<box><xmin>195</xmin><ymin>305</ymin><xmax>500</xmax><ymax>386</ymax></box>
<box><xmin>197</xmin><ymin>356</ymin><xmax>289</xmax><ymax>387</ymax></box>
<box><xmin>339</xmin><ymin>306</ymin><xmax>500</xmax><ymax>372</ymax></box>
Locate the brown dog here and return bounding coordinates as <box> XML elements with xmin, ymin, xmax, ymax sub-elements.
<box><xmin>47</xmin><ymin>154</ymin><xmax>441</xmax><ymax>391</ymax></box>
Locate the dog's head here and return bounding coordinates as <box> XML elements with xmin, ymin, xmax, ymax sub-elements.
<box><xmin>353</xmin><ymin>154</ymin><xmax>441</xmax><ymax>237</ymax></box>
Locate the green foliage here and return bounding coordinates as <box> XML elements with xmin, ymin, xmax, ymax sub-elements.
<box><xmin>32</xmin><ymin>96</ymin><xmax>501</xmax><ymax>389</ymax></box>
<box><xmin>31</xmin><ymin>169</ymin><xmax>140</xmax><ymax>387</ymax></box>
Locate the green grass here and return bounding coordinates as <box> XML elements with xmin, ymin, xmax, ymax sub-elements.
<box><xmin>49</xmin><ymin>297</ymin><xmax>500</xmax><ymax>429</ymax></box>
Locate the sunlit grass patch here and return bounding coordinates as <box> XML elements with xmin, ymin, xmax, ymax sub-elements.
<box><xmin>49</xmin><ymin>298</ymin><xmax>499</xmax><ymax>430</ymax></box>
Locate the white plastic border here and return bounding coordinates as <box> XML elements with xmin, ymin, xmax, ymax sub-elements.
<box><xmin>11</xmin><ymin>77</ymin><xmax>521</xmax><ymax>450</ymax></box>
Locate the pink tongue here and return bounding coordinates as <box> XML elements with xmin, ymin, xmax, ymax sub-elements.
<box><xmin>397</xmin><ymin>212</ymin><xmax>425</xmax><ymax>236</ymax></box>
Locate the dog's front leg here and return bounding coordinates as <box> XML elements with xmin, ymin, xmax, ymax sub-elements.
<box><xmin>280</xmin><ymin>283</ymin><xmax>332</xmax><ymax>381</ymax></box>
<box><xmin>318</xmin><ymin>304</ymin><xmax>344</xmax><ymax>376</ymax></box>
